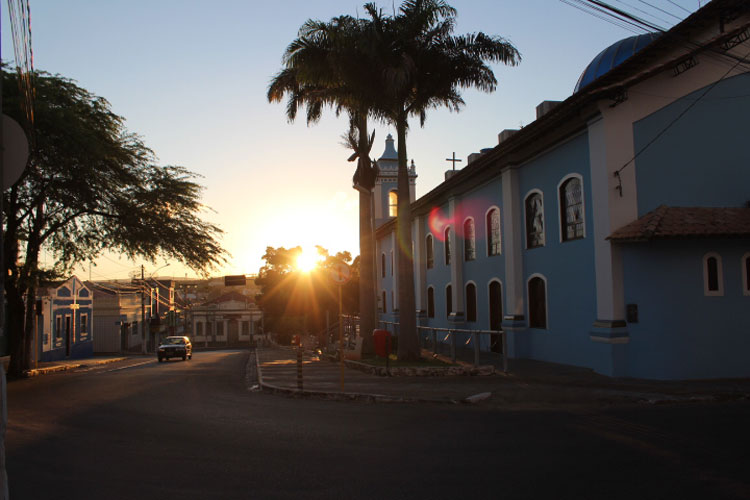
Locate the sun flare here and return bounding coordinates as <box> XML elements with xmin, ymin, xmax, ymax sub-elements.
<box><xmin>295</xmin><ymin>248</ymin><xmax>321</xmax><ymax>273</ymax></box>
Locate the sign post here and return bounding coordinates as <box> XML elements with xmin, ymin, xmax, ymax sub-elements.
<box><xmin>329</xmin><ymin>263</ymin><xmax>351</xmax><ymax>392</ymax></box>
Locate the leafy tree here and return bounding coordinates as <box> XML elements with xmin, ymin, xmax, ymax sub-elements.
<box><xmin>268</xmin><ymin>14</ymin><xmax>381</xmax><ymax>354</ymax></box>
<box><xmin>2</xmin><ymin>67</ymin><xmax>226</xmax><ymax>377</ymax></box>
<box><xmin>254</xmin><ymin>245</ymin><xmax>358</xmax><ymax>344</ymax></box>
<box><xmin>365</xmin><ymin>0</ymin><xmax>520</xmax><ymax>359</ymax></box>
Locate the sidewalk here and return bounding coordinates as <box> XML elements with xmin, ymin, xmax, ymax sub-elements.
<box><xmin>25</xmin><ymin>356</ymin><xmax>130</xmax><ymax>377</ymax></box>
<box><xmin>253</xmin><ymin>346</ymin><xmax>750</xmax><ymax>408</ymax></box>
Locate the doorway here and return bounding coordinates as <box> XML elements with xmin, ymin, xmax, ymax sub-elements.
<box><xmin>489</xmin><ymin>281</ymin><xmax>503</xmax><ymax>353</ymax></box>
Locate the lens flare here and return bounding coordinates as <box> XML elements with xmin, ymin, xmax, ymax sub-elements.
<box><xmin>295</xmin><ymin>248</ymin><xmax>321</xmax><ymax>273</ymax></box>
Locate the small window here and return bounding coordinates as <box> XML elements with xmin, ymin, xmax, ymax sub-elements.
<box><xmin>464</xmin><ymin>218</ymin><xmax>476</xmax><ymax>261</ymax></box>
<box><xmin>427</xmin><ymin>287</ymin><xmax>435</xmax><ymax>318</ymax></box>
<box><xmin>528</xmin><ymin>276</ymin><xmax>547</xmax><ymax>329</ymax></box>
<box><xmin>487</xmin><ymin>208</ymin><xmax>501</xmax><ymax>256</ymax></box>
<box><xmin>560</xmin><ymin>176</ymin><xmax>584</xmax><ymax>241</ymax></box>
<box><xmin>444</xmin><ymin>227</ymin><xmax>452</xmax><ymax>265</ymax></box>
<box><xmin>426</xmin><ymin>234</ymin><xmax>434</xmax><ymax>269</ymax></box>
<box><xmin>466</xmin><ymin>283</ymin><xmax>477</xmax><ymax>322</ymax></box>
<box><xmin>703</xmin><ymin>253</ymin><xmax>724</xmax><ymax>296</ymax></box>
<box><xmin>56</xmin><ymin>316</ymin><xmax>62</xmax><ymax>338</ymax></box>
<box><xmin>80</xmin><ymin>314</ymin><xmax>88</xmax><ymax>335</ymax></box>
<box><xmin>381</xmin><ymin>253</ymin><xmax>386</xmax><ymax>278</ymax></box>
<box><xmin>382</xmin><ymin>291</ymin><xmax>387</xmax><ymax>313</ymax></box>
<box><xmin>743</xmin><ymin>253</ymin><xmax>750</xmax><ymax>296</ymax></box>
<box><xmin>389</xmin><ymin>190</ymin><xmax>398</xmax><ymax>217</ymax></box>
<box><xmin>525</xmin><ymin>192</ymin><xmax>545</xmax><ymax>248</ymax></box>
<box><xmin>446</xmin><ymin>285</ymin><xmax>453</xmax><ymax>318</ymax></box>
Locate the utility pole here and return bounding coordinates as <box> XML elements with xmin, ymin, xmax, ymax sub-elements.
<box><xmin>141</xmin><ymin>265</ymin><xmax>146</xmax><ymax>354</ymax></box>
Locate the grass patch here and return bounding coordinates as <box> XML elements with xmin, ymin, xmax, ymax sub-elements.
<box><xmin>357</xmin><ymin>355</ymin><xmax>456</xmax><ymax>368</ymax></box>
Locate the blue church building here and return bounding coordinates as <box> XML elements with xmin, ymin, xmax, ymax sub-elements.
<box><xmin>375</xmin><ymin>0</ymin><xmax>750</xmax><ymax>380</ymax></box>
<box><xmin>35</xmin><ymin>276</ymin><xmax>94</xmax><ymax>362</ymax></box>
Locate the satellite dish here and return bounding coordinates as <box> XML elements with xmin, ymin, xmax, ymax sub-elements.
<box><xmin>2</xmin><ymin>114</ymin><xmax>29</xmax><ymax>189</ymax></box>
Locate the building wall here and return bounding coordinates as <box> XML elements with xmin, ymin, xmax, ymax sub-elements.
<box><xmin>621</xmin><ymin>240</ymin><xmax>750</xmax><ymax>379</ymax></box>
<box><xmin>634</xmin><ymin>73</ymin><xmax>750</xmax><ymax>215</ymax></box>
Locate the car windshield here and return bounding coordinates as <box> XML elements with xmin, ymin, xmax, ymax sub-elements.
<box><xmin>162</xmin><ymin>338</ymin><xmax>185</xmax><ymax>345</ymax></box>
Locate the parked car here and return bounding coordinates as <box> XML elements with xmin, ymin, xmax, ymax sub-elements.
<box><xmin>157</xmin><ymin>336</ymin><xmax>193</xmax><ymax>362</ymax></box>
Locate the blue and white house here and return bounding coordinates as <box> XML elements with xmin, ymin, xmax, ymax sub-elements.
<box><xmin>375</xmin><ymin>0</ymin><xmax>750</xmax><ymax>380</ymax></box>
<box><xmin>36</xmin><ymin>276</ymin><xmax>94</xmax><ymax>362</ymax></box>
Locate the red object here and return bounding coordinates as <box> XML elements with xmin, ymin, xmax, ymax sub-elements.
<box><xmin>373</xmin><ymin>329</ymin><xmax>391</xmax><ymax>358</ymax></box>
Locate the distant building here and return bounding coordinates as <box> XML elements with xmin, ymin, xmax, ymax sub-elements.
<box><xmin>189</xmin><ymin>291</ymin><xmax>262</xmax><ymax>346</ymax></box>
<box><xmin>35</xmin><ymin>276</ymin><xmax>94</xmax><ymax>362</ymax></box>
<box><xmin>88</xmin><ymin>281</ymin><xmax>142</xmax><ymax>353</ymax></box>
<box><xmin>376</xmin><ymin>0</ymin><xmax>750</xmax><ymax>379</ymax></box>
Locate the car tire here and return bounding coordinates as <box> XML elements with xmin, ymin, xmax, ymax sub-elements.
<box><xmin>182</xmin><ymin>354</ymin><xmax>187</xmax><ymax>361</ymax></box>
<box><xmin>188</xmin><ymin>354</ymin><xmax>192</xmax><ymax>360</ymax></box>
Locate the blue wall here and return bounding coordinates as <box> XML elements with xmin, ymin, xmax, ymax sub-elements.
<box><xmin>516</xmin><ymin>131</ymin><xmax>599</xmax><ymax>369</ymax></box>
<box><xmin>621</xmin><ymin>240</ymin><xmax>750</xmax><ymax>379</ymax></box>
<box><xmin>634</xmin><ymin>73</ymin><xmax>750</xmax><ymax>214</ymax></box>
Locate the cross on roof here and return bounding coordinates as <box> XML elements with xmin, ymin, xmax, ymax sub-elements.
<box><xmin>446</xmin><ymin>152</ymin><xmax>462</xmax><ymax>170</ymax></box>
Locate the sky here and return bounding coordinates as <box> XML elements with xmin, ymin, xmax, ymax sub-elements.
<box><xmin>1</xmin><ymin>0</ymin><xmax>701</xmax><ymax>281</ymax></box>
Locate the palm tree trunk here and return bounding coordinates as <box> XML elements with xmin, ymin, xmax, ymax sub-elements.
<box><xmin>358</xmin><ymin>187</ymin><xmax>376</xmax><ymax>355</ymax></box>
<box><xmin>395</xmin><ymin>118</ymin><xmax>419</xmax><ymax>360</ymax></box>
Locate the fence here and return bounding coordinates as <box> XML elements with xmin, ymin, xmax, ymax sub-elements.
<box><xmin>378</xmin><ymin>320</ymin><xmax>508</xmax><ymax>373</ymax></box>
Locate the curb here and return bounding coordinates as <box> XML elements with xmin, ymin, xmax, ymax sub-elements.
<box><xmin>24</xmin><ymin>357</ymin><xmax>128</xmax><ymax>378</ymax></box>
<box><xmin>252</xmin><ymin>349</ymin><xmax>461</xmax><ymax>404</ymax></box>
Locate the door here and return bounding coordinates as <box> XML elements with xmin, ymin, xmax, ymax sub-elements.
<box><xmin>489</xmin><ymin>281</ymin><xmax>503</xmax><ymax>353</ymax></box>
<box><xmin>228</xmin><ymin>319</ymin><xmax>239</xmax><ymax>345</ymax></box>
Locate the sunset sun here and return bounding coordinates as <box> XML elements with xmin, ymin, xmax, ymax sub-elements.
<box><xmin>295</xmin><ymin>247</ymin><xmax>321</xmax><ymax>273</ymax></box>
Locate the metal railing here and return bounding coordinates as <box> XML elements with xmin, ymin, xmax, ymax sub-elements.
<box><xmin>378</xmin><ymin>320</ymin><xmax>507</xmax><ymax>373</ymax></box>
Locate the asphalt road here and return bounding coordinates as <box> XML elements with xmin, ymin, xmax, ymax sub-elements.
<box><xmin>6</xmin><ymin>350</ymin><xmax>750</xmax><ymax>500</ymax></box>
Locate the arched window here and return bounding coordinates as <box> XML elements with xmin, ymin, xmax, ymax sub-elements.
<box><xmin>388</xmin><ymin>190</ymin><xmax>398</xmax><ymax>217</ymax></box>
<box><xmin>560</xmin><ymin>176</ymin><xmax>584</xmax><ymax>241</ymax></box>
<box><xmin>382</xmin><ymin>290</ymin><xmax>387</xmax><ymax>313</ymax></box>
<box><xmin>487</xmin><ymin>208</ymin><xmax>501</xmax><ymax>256</ymax></box>
<box><xmin>426</xmin><ymin>234</ymin><xmax>434</xmax><ymax>269</ymax></box>
<box><xmin>525</xmin><ymin>192</ymin><xmax>545</xmax><ymax>248</ymax></box>
<box><xmin>446</xmin><ymin>285</ymin><xmax>453</xmax><ymax>318</ymax></box>
<box><xmin>444</xmin><ymin>227</ymin><xmax>452</xmax><ymax>265</ymax></box>
<box><xmin>464</xmin><ymin>218</ymin><xmax>476</xmax><ymax>261</ymax></box>
<box><xmin>465</xmin><ymin>283</ymin><xmax>477</xmax><ymax>322</ymax></box>
<box><xmin>528</xmin><ymin>275</ymin><xmax>547</xmax><ymax>329</ymax></box>
<box><xmin>427</xmin><ymin>286</ymin><xmax>435</xmax><ymax>318</ymax></box>
<box><xmin>743</xmin><ymin>253</ymin><xmax>750</xmax><ymax>296</ymax></box>
<box><xmin>703</xmin><ymin>253</ymin><xmax>723</xmax><ymax>296</ymax></box>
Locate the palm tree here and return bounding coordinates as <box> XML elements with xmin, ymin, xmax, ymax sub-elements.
<box><xmin>268</xmin><ymin>15</ymin><xmax>383</xmax><ymax>353</ymax></box>
<box><xmin>365</xmin><ymin>0</ymin><xmax>520</xmax><ymax>360</ymax></box>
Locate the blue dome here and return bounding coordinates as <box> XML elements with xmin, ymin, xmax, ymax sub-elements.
<box><xmin>574</xmin><ymin>33</ymin><xmax>660</xmax><ymax>93</ymax></box>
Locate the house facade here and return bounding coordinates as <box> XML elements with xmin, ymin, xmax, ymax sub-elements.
<box><xmin>189</xmin><ymin>291</ymin><xmax>262</xmax><ymax>347</ymax></box>
<box><xmin>376</xmin><ymin>0</ymin><xmax>750</xmax><ymax>380</ymax></box>
<box><xmin>36</xmin><ymin>276</ymin><xmax>94</xmax><ymax>362</ymax></box>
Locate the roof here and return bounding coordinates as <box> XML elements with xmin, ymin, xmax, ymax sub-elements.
<box><xmin>608</xmin><ymin>206</ymin><xmax>750</xmax><ymax>242</ymax></box>
<box><xmin>574</xmin><ymin>33</ymin><xmax>661</xmax><ymax>93</ymax></box>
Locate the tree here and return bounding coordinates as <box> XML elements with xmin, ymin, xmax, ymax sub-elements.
<box><xmin>2</xmin><ymin>67</ymin><xmax>226</xmax><ymax>378</ymax></box>
<box><xmin>254</xmin><ymin>246</ymin><xmax>358</xmax><ymax>344</ymax></box>
<box><xmin>268</xmin><ymin>14</ymin><xmax>382</xmax><ymax>354</ymax></box>
<box><xmin>366</xmin><ymin>0</ymin><xmax>520</xmax><ymax>359</ymax></box>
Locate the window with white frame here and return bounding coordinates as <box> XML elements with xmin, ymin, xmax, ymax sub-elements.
<box><xmin>444</xmin><ymin>227</ymin><xmax>452</xmax><ymax>265</ymax></box>
<box><xmin>446</xmin><ymin>285</ymin><xmax>453</xmax><ymax>317</ymax></box>
<box><xmin>426</xmin><ymin>234</ymin><xmax>434</xmax><ymax>269</ymax></box>
<box><xmin>388</xmin><ymin>190</ymin><xmax>398</xmax><ymax>217</ymax></box>
<box><xmin>465</xmin><ymin>283</ymin><xmax>477</xmax><ymax>322</ymax></box>
<box><xmin>80</xmin><ymin>314</ymin><xmax>88</xmax><ymax>336</ymax></box>
<box><xmin>487</xmin><ymin>208</ymin><xmax>501</xmax><ymax>256</ymax></box>
<box><xmin>525</xmin><ymin>192</ymin><xmax>545</xmax><ymax>248</ymax></box>
<box><xmin>559</xmin><ymin>176</ymin><xmax>584</xmax><ymax>241</ymax></box>
<box><xmin>703</xmin><ymin>252</ymin><xmax>724</xmax><ymax>296</ymax></box>
<box><xmin>528</xmin><ymin>275</ymin><xmax>547</xmax><ymax>329</ymax></box>
<box><xmin>464</xmin><ymin>218</ymin><xmax>476</xmax><ymax>261</ymax></box>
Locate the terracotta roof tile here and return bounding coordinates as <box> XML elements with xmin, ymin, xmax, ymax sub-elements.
<box><xmin>608</xmin><ymin>206</ymin><xmax>750</xmax><ymax>242</ymax></box>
